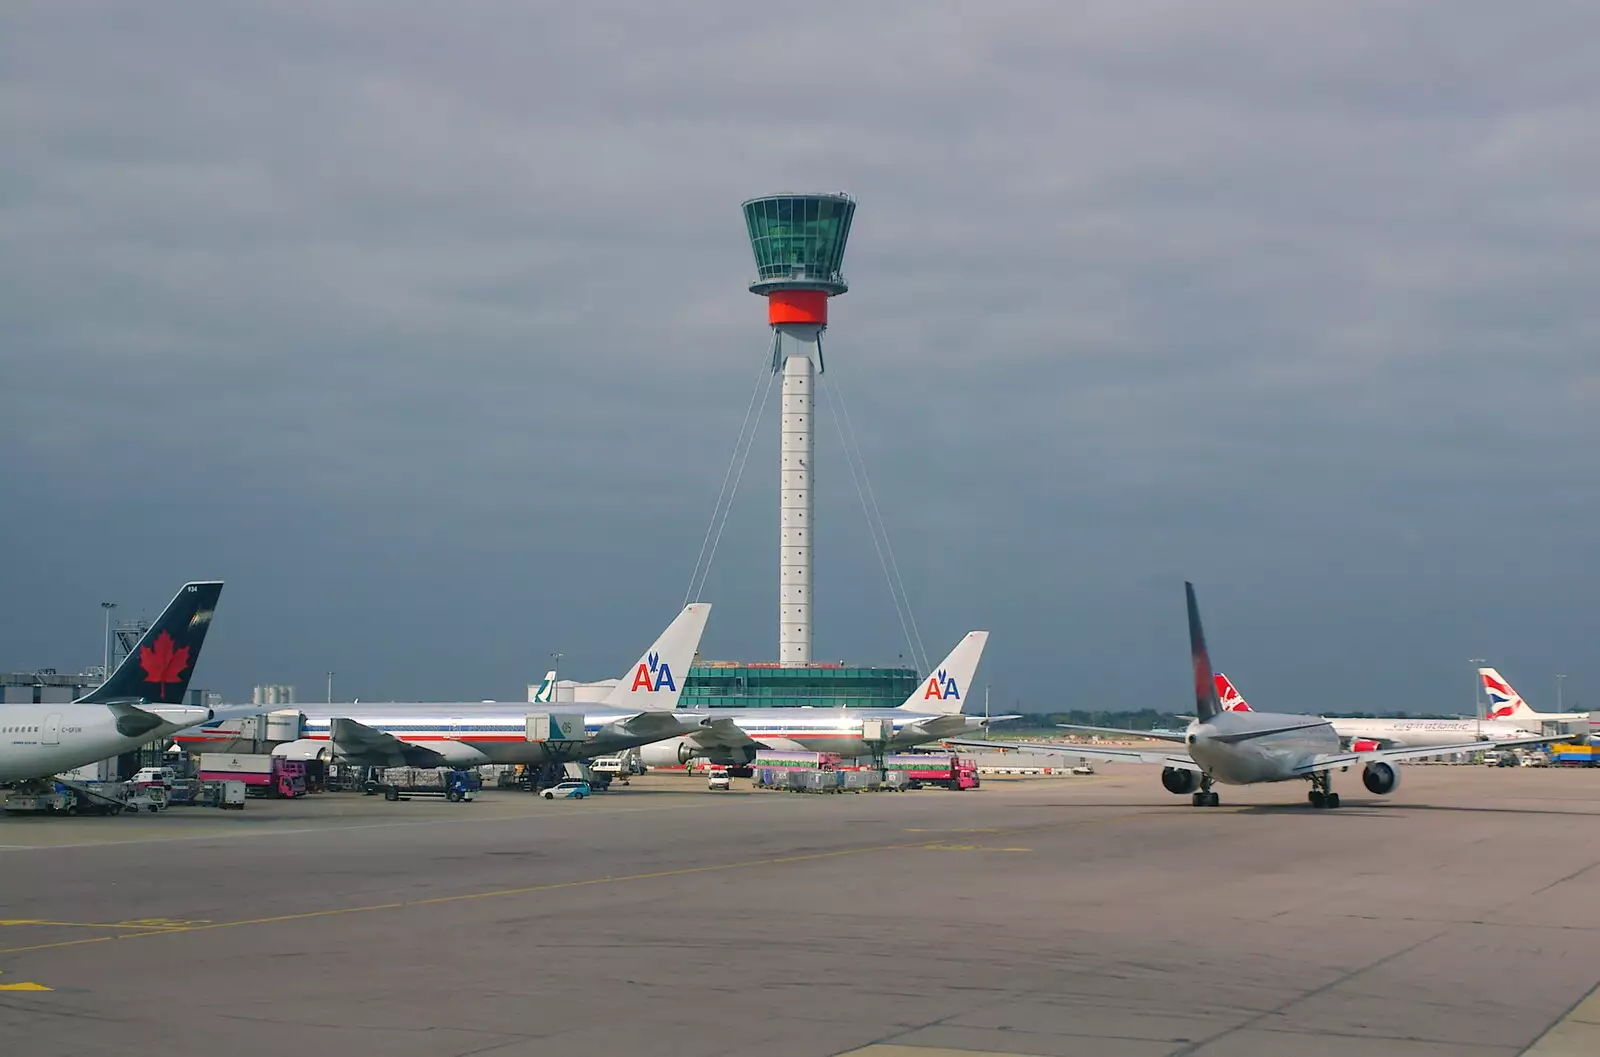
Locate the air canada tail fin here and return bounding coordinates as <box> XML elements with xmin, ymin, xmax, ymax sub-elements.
<box><xmin>1187</xmin><ymin>582</ymin><xmax>1222</xmax><ymax>721</ymax></box>
<box><xmin>898</xmin><ymin>631</ymin><xmax>989</xmax><ymax>715</ymax></box>
<box><xmin>531</xmin><ymin>670</ymin><xmax>557</xmax><ymax>703</ymax></box>
<box><xmin>603</xmin><ymin>603</ymin><xmax>712</xmax><ymax>711</ymax></box>
<box><xmin>78</xmin><ymin>581</ymin><xmax>224</xmax><ymax>706</ymax></box>
<box><xmin>1214</xmin><ymin>672</ymin><xmax>1253</xmax><ymax>712</ymax></box>
<box><xmin>1480</xmin><ymin>667</ymin><xmax>1538</xmax><ymax>720</ymax></box>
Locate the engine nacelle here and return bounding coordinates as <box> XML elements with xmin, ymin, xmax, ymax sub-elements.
<box><xmin>271</xmin><ymin>739</ymin><xmax>332</xmax><ymax>762</ymax></box>
<box><xmin>638</xmin><ymin>738</ymin><xmax>698</xmax><ymax>768</ymax></box>
<box><xmin>1161</xmin><ymin>767</ymin><xmax>1200</xmax><ymax>795</ymax></box>
<box><xmin>1362</xmin><ymin>761</ymin><xmax>1400</xmax><ymax>795</ymax></box>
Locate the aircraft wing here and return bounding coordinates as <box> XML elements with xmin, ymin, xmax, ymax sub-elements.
<box><xmin>900</xmin><ymin>714</ymin><xmax>974</xmax><ymax>742</ymax></box>
<box><xmin>1056</xmin><ymin>723</ymin><xmax>1190</xmax><ymax>743</ymax></box>
<box><xmin>330</xmin><ymin>717</ymin><xmax>447</xmax><ymax>768</ymax></box>
<box><xmin>1294</xmin><ymin>730</ymin><xmax>1585</xmax><ymax>775</ymax></box>
<box><xmin>946</xmin><ymin>737</ymin><xmax>1202</xmax><ymax>771</ymax></box>
<box><xmin>605</xmin><ymin>711</ymin><xmax>698</xmax><ymax>741</ymax></box>
<box><xmin>685</xmin><ymin>716</ymin><xmax>757</xmax><ymax>749</ymax></box>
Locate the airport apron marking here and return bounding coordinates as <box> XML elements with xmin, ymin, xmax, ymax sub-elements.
<box><xmin>0</xmin><ymin>971</ymin><xmax>51</xmax><ymax>991</ymax></box>
<box><xmin>0</xmin><ymin>810</ymin><xmax>1153</xmax><ymax>957</ymax></box>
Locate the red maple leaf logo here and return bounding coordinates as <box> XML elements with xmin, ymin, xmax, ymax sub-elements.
<box><xmin>139</xmin><ymin>631</ymin><xmax>191</xmax><ymax>697</ymax></box>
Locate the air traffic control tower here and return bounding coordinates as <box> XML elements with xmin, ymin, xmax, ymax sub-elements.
<box><xmin>742</xmin><ymin>193</ymin><xmax>856</xmax><ymax>666</ymax></box>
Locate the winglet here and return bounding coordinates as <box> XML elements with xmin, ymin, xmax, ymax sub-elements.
<box><xmin>77</xmin><ymin>582</ymin><xmax>224</xmax><ymax>706</ymax></box>
<box><xmin>603</xmin><ymin>603</ymin><xmax>712</xmax><ymax>711</ymax></box>
<box><xmin>898</xmin><ymin>631</ymin><xmax>989</xmax><ymax>715</ymax></box>
<box><xmin>1187</xmin><ymin>582</ymin><xmax>1222</xmax><ymax>721</ymax></box>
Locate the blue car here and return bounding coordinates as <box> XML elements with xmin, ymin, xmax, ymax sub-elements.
<box><xmin>541</xmin><ymin>780</ymin><xmax>591</xmax><ymax>800</ymax></box>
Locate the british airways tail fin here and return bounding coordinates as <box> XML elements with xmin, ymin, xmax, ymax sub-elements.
<box><xmin>1214</xmin><ymin>672</ymin><xmax>1253</xmax><ymax>712</ymax></box>
<box><xmin>531</xmin><ymin>670</ymin><xmax>557</xmax><ymax>703</ymax></box>
<box><xmin>1480</xmin><ymin>667</ymin><xmax>1539</xmax><ymax>720</ymax></box>
<box><xmin>603</xmin><ymin>603</ymin><xmax>712</xmax><ymax>711</ymax></box>
<box><xmin>1187</xmin><ymin>582</ymin><xmax>1223</xmax><ymax>721</ymax></box>
<box><xmin>898</xmin><ymin>631</ymin><xmax>989</xmax><ymax>715</ymax></box>
<box><xmin>78</xmin><ymin>581</ymin><xmax>224</xmax><ymax>706</ymax></box>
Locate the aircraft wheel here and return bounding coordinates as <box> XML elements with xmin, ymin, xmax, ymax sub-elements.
<box><xmin>1309</xmin><ymin>791</ymin><xmax>1327</xmax><ymax>808</ymax></box>
<box><xmin>66</xmin><ymin>803</ymin><xmax>78</xmax><ymax>816</ymax></box>
<box><xmin>1326</xmin><ymin>793</ymin><xmax>1341</xmax><ymax>809</ymax></box>
<box><xmin>1207</xmin><ymin>792</ymin><xmax>1220</xmax><ymax>807</ymax></box>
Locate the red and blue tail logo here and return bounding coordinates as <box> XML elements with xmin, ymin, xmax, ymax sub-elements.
<box><xmin>923</xmin><ymin>669</ymin><xmax>961</xmax><ymax>701</ymax></box>
<box><xmin>1213</xmin><ymin>673</ymin><xmax>1252</xmax><ymax>712</ymax></box>
<box><xmin>630</xmin><ymin>651</ymin><xmax>677</xmax><ymax>693</ymax></box>
<box><xmin>1482</xmin><ymin>671</ymin><xmax>1517</xmax><ymax>718</ymax></box>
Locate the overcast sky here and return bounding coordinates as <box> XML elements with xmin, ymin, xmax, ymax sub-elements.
<box><xmin>4</xmin><ymin>2</ymin><xmax>1596</xmax><ymax>714</ymax></box>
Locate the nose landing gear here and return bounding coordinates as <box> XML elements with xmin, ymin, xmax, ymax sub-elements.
<box><xmin>1191</xmin><ymin>774</ymin><xmax>1220</xmax><ymax>807</ymax></box>
<box><xmin>1307</xmin><ymin>772</ymin><xmax>1341</xmax><ymax>809</ymax></box>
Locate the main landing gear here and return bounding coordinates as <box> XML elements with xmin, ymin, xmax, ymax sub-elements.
<box><xmin>1307</xmin><ymin>771</ymin><xmax>1342</xmax><ymax>809</ymax></box>
<box><xmin>1191</xmin><ymin>774</ymin><xmax>1220</xmax><ymax>807</ymax></box>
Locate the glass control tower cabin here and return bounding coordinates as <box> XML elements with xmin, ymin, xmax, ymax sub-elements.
<box><xmin>742</xmin><ymin>193</ymin><xmax>855</xmax><ymax>667</ymax></box>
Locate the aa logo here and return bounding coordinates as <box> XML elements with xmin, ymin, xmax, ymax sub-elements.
<box><xmin>631</xmin><ymin>651</ymin><xmax>677</xmax><ymax>693</ymax></box>
<box><xmin>923</xmin><ymin>669</ymin><xmax>960</xmax><ymax>701</ymax></box>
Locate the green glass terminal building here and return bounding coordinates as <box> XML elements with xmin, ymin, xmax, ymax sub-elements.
<box><xmin>680</xmin><ymin>661</ymin><xmax>919</xmax><ymax>710</ymax></box>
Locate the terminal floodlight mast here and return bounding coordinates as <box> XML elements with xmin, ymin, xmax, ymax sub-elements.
<box><xmin>742</xmin><ymin>193</ymin><xmax>856</xmax><ymax>666</ymax></box>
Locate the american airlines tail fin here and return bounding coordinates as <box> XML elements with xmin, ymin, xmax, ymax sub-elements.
<box><xmin>1187</xmin><ymin>582</ymin><xmax>1223</xmax><ymax>721</ymax></box>
<box><xmin>78</xmin><ymin>581</ymin><xmax>224</xmax><ymax>706</ymax></box>
<box><xmin>531</xmin><ymin>671</ymin><xmax>557</xmax><ymax>703</ymax></box>
<box><xmin>1214</xmin><ymin>673</ymin><xmax>1253</xmax><ymax>712</ymax></box>
<box><xmin>1480</xmin><ymin>667</ymin><xmax>1540</xmax><ymax>720</ymax></box>
<box><xmin>603</xmin><ymin>603</ymin><xmax>712</xmax><ymax>712</ymax></box>
<box><xmin>898</xmin><ymin>631</ymin><xmax>989</xmax><ymax>715</ymax></box>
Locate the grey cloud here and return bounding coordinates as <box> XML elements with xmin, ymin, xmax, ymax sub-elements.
<box><xmin>2</xmin><ymin>2</ymin><xmax>1596</xmax><ymax>711</ymax></box>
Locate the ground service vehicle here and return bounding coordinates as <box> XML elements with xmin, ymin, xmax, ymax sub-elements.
<box><xmin>884</xmin><ymin>753</ymin><xmax>980</xmax><ymax>790</ymax></box>
<box><xmin>751</xmin><ymin>750</ymin><xmax>842</xmax><ymax>771</ymax></box>
<box><xmin>543</xmin><ymin>780</ymin><xmax>590</xmax><ymax>800</ymax></box>
<box><xmin>368</xmin><ymin>767</ymin><xmax>478</xmax><ymax>801</ymax></box>
<box><xmin>198</xmin><ymin>753</ymin><xmax>307</xmax><ymax>798</ymax></box>
<box><xmin>707</xmin><ymin>767</ymin><xmax>730</xmax><ymax>790</ymax></box>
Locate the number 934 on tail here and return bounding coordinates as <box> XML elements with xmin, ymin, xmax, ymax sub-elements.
<box><xmin>950</xmin><ymin>583</ymin><xmax>1584</xmax><ymax>810</ymax></box>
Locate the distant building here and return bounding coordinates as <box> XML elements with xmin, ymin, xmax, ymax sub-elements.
<box><xmin>252</xmin><ymin>684</ymin><xmax>296</xmax><ymax>706</ymax></box>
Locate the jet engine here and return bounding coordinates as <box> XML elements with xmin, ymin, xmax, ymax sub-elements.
<box><xmin>1361</xmin><ymin>761</ymin><xmax>1400</xmax><ymax>795</ymax></box>
<box><xmin>638</xmin><ymin>738</ymin><xmax>697</xmax><ymax>768</ymax></box>
<box><xmin>1161</xmin><ymin>767</ymin><xmax>1200</xmax><ymax>795</ymax></box>
<box><xmin>271</xmin><ymin>739</ymin><xmax>332</xmax><ymax>762</ymax></box>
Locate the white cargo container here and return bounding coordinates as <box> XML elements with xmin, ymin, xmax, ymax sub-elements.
<box><xmin>199</xmin><ymin>753</ymin><xmax>274</xmax><ymax>776</ymax></box>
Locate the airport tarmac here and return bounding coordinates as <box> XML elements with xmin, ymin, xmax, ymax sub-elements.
<box><xmin>2</xmin><ymin>768</ymin><xmax>1599</xmax><ymax>1057</ymax></box>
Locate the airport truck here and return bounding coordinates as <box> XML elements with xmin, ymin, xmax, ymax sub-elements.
<box><xmin>884</xmin><ymin>753</ymin><xmax>980</xmax><ymax>790</ymax></box>
<box><xmin>367</xmin><ymin>767</ymin><xmax>480</xmax><ymax>802</ymax></box>
<box><xmin>198</xmin><ymin>753</ymin><xmax>307</xmax><ymax>798</ymax></box>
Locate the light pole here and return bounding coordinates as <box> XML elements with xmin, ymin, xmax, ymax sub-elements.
<box><xmin>100</xmin><ymin>602</ymin><xmax>117</xmax><ymax>683</ymax></box>
<box><xmin>1469</xmin><ymin>658</ymin><xmax>1487</xmax><ymax>737</ymax></box>
<box><xmin>1557</xmin><ymin>674</ymin><xmax>1567</xmax><ymax>711</ymax></box>
<box><xmin>551</xmin><ymin>652</ymin><xmax>563</xmax><ymax>702</ymax></box>
<box><xmin>326</xmin><ymin>671</ymin><xmax>334</xmax><ymax>705</ymax></box>
<box><xmin>984</xmin><ymin>684</ymin><xmax>991</xmax><ymax>740</ymax></box>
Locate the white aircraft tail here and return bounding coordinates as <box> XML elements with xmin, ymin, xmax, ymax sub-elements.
<box><xmin>1213</xmin><ymin>672</ymin><xmax>1253</xmax><ymax>712</ymax></box>
<box><xmin>898</xmin><ymin>631</ymin><xmax>989</xmax><ymax>715</ymax></box>
<box><xmin>602</xmin><ymin>603</ymin><xmax>712</xmax><ymax>711</ymax></box>
<box><xmin>531</xmin><ymin>671</ymin><xmax>557</xmax><ymax>703</ymax></box>
<box><xmin>1480</xmin><ymin>667</ymin><xmax>1541</xmax><ymax>720</ymax></box>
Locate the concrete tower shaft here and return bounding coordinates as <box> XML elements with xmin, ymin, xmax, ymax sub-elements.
<box><xmin>742</xmin><ymin>193</ymin><xmax>855</xmax><ymax>666</ymax></box>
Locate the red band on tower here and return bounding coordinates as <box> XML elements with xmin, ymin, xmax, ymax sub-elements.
<box><xmin>767</xmin><ymin>289</ymin><xmax>829</xmax><ymax>326</ymax></box>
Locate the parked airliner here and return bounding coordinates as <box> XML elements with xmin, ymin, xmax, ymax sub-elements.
<box><xmin>953</xmin><ymin>584</ymin><xmax>1575</xmax><ymax>808</ymax></box>
<box><xmin>176</xmin><ymin>604</ymin><xmax>714</xmax><ymax>768</ymax></box>
<box><xmin>636</xmin><ymin>631</ymin><xmax>993</xmax><ymax>767</ymax></box>
<box><xmin>0</xmin><ymin>581</ymin><xmax>226</xmax><ymax>783</ymax></box>
<box><xmin>1215</xmin><ymin>672</ymin><xmax>1581</xmax><ymax>751</ymax></box>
